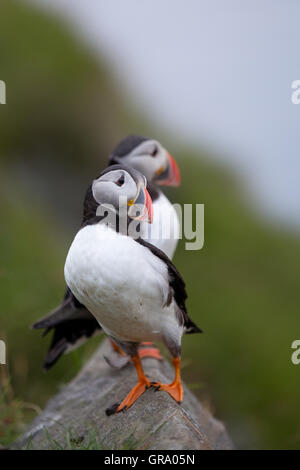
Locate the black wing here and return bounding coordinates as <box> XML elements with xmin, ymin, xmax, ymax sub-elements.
<box><xmin>32</xmin><ymin>287</ymin><xmax>102</xmax><ymax>370</ymax></box>
<box><xmin>136</xmin><ymin>239</ymin><xmax>202</xmax><ymax>334</ymax></box>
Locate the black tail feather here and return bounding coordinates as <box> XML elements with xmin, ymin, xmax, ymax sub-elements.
<box><xmin>32</xmin><ymin>288</ymin><xmax>102</xmax><ymax>369</ymax></box>
<box><xmin>43</xmin><ymin>318</ymin><xmax>101</xmax><ymax>370</ymax></box>
<box><xmin>32</xmin><ymin>288</ymin><xmax>88</xmax><ymax>330</ymax></box>
<box><xmin>43</xmin><ymin>338</ymin><xmax>68</xmax><ymax>370</ymax></box>
<box><xmin>184</xmin><ymin>318</ymin><xmax>203</xmax><ymax>334</ymax></box>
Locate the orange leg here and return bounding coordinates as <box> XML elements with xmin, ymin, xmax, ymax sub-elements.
<box><xmin>109</xmin><ymin>338</ymin><xmax>127</xmax><ymax>356</ymax></box>
<box><xmin>151</xmin><ymin>357</ymin><xmax>183</xmax><ymax>403</ymax></box>
<box><xmin>106</xmin><ymin>355</ymin><xmax>151</xmax><ymax>415</ymax></box>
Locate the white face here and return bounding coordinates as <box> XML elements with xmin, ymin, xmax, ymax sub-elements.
<box><xmin>92</xmin><ymin>169</ymin><xmax>138</xmax><ymax>210</ymax></box>
<box><xmin>118</xmin><ymin>140</ymin><xmax>169</xmax><ymax>182</ymax></box>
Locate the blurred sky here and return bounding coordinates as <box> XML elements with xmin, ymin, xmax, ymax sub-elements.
<box><xmin>34</xmin><ymin>0</ymin><xmax>300</xmax><ymax>226</ymax></box>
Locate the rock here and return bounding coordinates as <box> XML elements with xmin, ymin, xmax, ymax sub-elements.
<box><xmin>14</xmin><ymin>340</ymin><xmax>233</xmax><ymax>450</ymax></box>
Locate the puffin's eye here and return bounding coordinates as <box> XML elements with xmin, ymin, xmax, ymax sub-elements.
<box><xmin>151</xmin><ymin>147</ymin><xmax>158</xmax><ymax>157</ymax></box>
<box><xmin>115</xmin><ymin>174</ymin><xmax>125</xmax><ymax>186</ymax></box>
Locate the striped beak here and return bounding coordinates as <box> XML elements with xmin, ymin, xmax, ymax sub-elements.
<box><xmin>128</xmin><ymin>184</ymin><xmax>153</xmax><ymax>223</ymax></box>
<box><xmin>155</xmin><ymin>153</ymin><xmax>181</xmax><ymax>187</ymax></box>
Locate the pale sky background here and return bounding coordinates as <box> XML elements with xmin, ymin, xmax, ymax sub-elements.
<box><xmin>34</xmin><ymin>0</ymin><xmax>300</xmax><ymax>227</ymax></box>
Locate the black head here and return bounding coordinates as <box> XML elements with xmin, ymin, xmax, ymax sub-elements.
<box><xmin>108</xmin><ymin>135</ymin><xmax>181</xmax><ymax>186</ymax></box>
<box><xmin>109</xmin><ymin>135</ymin><xmax>150</xmax><ymax>164</ymax></box>
<box><xmin>82</xmin><ymin>164</ymin><xmax>152</xmax><ymax>227</ymax></box>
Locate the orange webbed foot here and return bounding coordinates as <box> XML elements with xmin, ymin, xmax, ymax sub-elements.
<box><xmin>106</xmin><ymin>378</ymin><xmax>151</xmax><ymax>415</ymax></box>
<box><xmin>138</xmin><ymin>342</ymin><xmax>163</xmax><ymax>361</ymax></box>
<box><xmin>105</xmin><ymin>355</ymin><xmax>151</xmax><ymax>415</ymax></box>
<box><xmin>151</xmin><ymin>357</ymin><xmax>183</xmax><ymax>403</ymax></box>
<box><xmin>151</xmin><ymin>380</ymin><xmax>183</xmax><ymax>403</ymax></box>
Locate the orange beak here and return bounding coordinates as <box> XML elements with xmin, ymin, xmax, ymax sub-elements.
<box><xmin>144</xmin><ymin>187</ymin><xmax>153</xmax><ymax>223</ymax></box>
<box><xmin>128</xmin><ymin>186</ymin><xmax>153</xmax><ymax>223</ymax></box>
<box><xmin>155</xmin><ymin>153</ymin><xmax>181</xmax><ymax>187</ymax></box>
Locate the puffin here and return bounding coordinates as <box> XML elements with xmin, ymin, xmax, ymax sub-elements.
<box><xmin>108</xmin><ymin>135</ymin><xmax>180</xmax><ymax>259</ymax></box>
<box><xmin>32</xmin><ymin>135</ymin><xmax>181</xmax><ymax>369</ymax></box>
<box><xmin>63</xmin><ymin>164</ymin><xmax>201</xmax><ymax>413</ymax></box>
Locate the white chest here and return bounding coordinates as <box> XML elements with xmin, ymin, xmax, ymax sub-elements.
<box><xmin>140</xmin><ymin>191</ymin><xmax>180</xmax><ymax>259</ymax></box>
<box><xmin>64</xmin><ymin>224</ymin><xmax>171</xmax><ymax>342</ymax></box>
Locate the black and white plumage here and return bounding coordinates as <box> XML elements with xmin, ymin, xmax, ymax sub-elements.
<box><xmin>63</xmin><ymin>165</ymin><xmax>201</xmax><ymax>412</ymax></box>
<box><xmin>109</xmin><ymin>135</ymin><xmax>181</xmax><ymax>260</ymax></box>
<box><xmin>37</xmin><ymin>288</ymin><xmax>99</xmax><ymax>370</ymax></box>
<box><xmin>33</xmin><ymin>136</ymin><xmax>181</xmax><ymax>369</ymax></box>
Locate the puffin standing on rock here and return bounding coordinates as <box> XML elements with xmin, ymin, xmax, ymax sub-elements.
<box><xmin>63</xmin><ymin>165</ymin><xmax>201</xmax><ymax>414</ymax></box>
<box><xmin>33</xmin><ymin>136</ymin><xmax>181</xmax><ymax>369</ymax></box>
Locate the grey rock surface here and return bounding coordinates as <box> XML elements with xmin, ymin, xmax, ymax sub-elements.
<box><xmin>15</xmin><ymin>340</ymin><xmax>233</xmax><ymax>450</ymax></box>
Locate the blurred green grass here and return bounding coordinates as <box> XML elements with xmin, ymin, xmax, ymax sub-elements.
<box><xmin>174</xmin><ymin>156</ymin><xmax>300</xmax><ymax>448</ymax></box>
<box><xmin>1</xmin><ymin>0</ymin><xmax>300</xmax><ymax>449</ymax></box>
